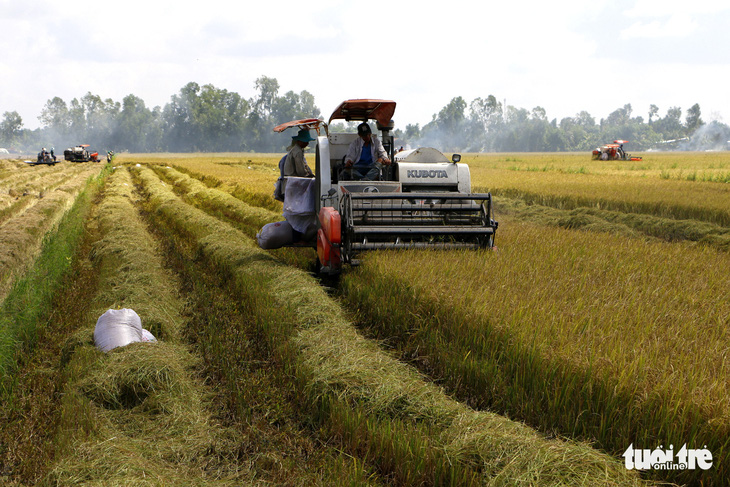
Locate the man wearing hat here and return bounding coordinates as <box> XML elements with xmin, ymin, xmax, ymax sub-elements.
<box><xmin>343</xmin><ymin>122</ymin><xmax>391</xmax><ymax>180</ymax></box>
<box><xmin>283</xmin><ymin>128</ymin><xmax>316</xmax><ymax>177</ymax></box>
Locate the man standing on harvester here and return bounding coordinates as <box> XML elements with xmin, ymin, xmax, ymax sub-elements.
<box><xmin>342</xmin><ymin>122</ymin><xmax>391</xmax><ymax>180</ymax></box>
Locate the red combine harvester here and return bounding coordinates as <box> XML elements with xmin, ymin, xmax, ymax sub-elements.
<box><xmin>592</xmin><ymin>140</ymin><xmax>642</xmax><ymax>161</ymax></box>
<box><xmin>64</xmin><ymin>144</ymin><xmax>101</xmax><ymax>162</ymax></box>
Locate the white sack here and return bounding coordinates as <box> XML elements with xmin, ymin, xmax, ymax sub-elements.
<box><xmin>141</xmin><ymin>329</ymin><xmax>157</xmax><ymax>342</ymax></box>
<box><xmin>94</xmin><ymin>308</ymin><xmax>149</xmax><ymax>352</ymax></box>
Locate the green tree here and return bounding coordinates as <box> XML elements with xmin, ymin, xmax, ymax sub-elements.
<box><xmin>648</xmin><ymin>104</ymin><xmax>659</xmax><ymax>124</ymax></box>
<box><xmin>248</xmin><ymin>76</ymin><xmax>282</xmax><ymax>151</ymax></box>
<box><xmin>253</xmin><ymin>76</ymin><xmax>280</xmax><ymax>118</ymax></box>
<box><xmin>162</xmin><ymin>82</ymin><xmax>203</xmax><ymax>151</ymax></box>
<box><xmin>117</xmin><ymin>94</ymin><xmax>162</xmax><ymax>151</ymax></box>
<box><xmin>0</xmin><ymin>111</ymin><xmax>23</xmax><ymax>146</ymax></box>
<box><xmin>469</xmin><ymin>95</ymin><xmax>502</xmax><ymax>151</ymax></box>
<box><xmin>421</xmin><ymin>97</ymin><xmax>467</xmax><ymax>150</ymax></box>
<box><xmin>162</xmin><ymin>82</ymin><xmax>251</xmax><ymax>151</ymax></box>
<box><xmin>654</xmin><ymin>106</ymin><xmax>683</xmax><ymax>140</ymax></box>
<box><xmin>685</xmin><ymin>103</ymin><xmax>703</xmax><ymax>131</ymax></box>
<box><xmin>575</xmin><ymin>111</ymin><xmax>596</xmax><ymax>128</ymax></box>
<box><xmin>531</xmin><ymin>106</ymin><xmax>547</xmax><ymax>121</ymax></box>
<box><xmin>39</xmin><ymin>97</ymin><xmax>70</xmax><ymax>137</ymax></box>
<box><xmin>403</xmin><ymin>123</ymin><xmax>421</xmax><ymax>145</ymax></box>
<box><xmin>603</xmin><ymin>104</ymin><xmax>632</xmax><ymax>126</ymax></box>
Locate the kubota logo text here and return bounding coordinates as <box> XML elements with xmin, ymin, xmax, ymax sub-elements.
<box><xmin>406</xmin><ymin>169</ymin><xmax>448</xmax><ymax>178</ymax></box>
<box><xmin>623</xmin><ymin>444</ymin><xmax>713</xmax><ymax>471</ymax></box>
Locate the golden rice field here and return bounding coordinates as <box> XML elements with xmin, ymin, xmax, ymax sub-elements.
<box><xmin>1</xmin><ymin>150</ymin><xmax>728</xmax><ymax>486</ymax></box>
<box><xmin>115</xmin><ymin>150</ymin><xmax>729</xmax><ymax>486</ymax></box>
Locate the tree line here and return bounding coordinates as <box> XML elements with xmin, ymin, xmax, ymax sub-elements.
<box><xmin>412</xmin><ymin>96</ymin><xmax>729</xmax><ymax>152</ymax></box>
<box><xmin>1</xmin><ymin>76</ymin><xmax>728</xmax><ymax>154</ymax></box>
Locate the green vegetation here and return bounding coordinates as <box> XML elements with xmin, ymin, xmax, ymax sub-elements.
<box><xmin>339</xmin><ymin>224</ymin><xmax>729</xmax><ymax>486</ymax></box>
<box><xmin>0</xmin><ymin>165</ymin><xmax>107</xmax><ymax>397</ymax></box>
<box><xmin>130</xmin><ymin>164</ymin><xmax>647</xmax><ymax>486</ymax></box>
<box><xmin>157</xmin><ymin>151</ymin><xmax>728</xmax><ymax>485</ymax></box>
<box><xmin>43</xmin><ymin>167</ymin><xmax>254</xmax><ymax>484</ymax></box>
<box><xmin>3</xmin><ymin>76</ymin><xmax>727</xmax><ymax>153</ymax></box>
<box><xmin>3</xmin><ymin>150</ymin><xmax>727</xmax><ymax>485</ymax></box>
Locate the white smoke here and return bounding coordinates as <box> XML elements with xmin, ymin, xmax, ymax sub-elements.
<box><xmin>679</xmin><ymin>121</ymin><xmax>730</xmax><ymax>151</ymax></box>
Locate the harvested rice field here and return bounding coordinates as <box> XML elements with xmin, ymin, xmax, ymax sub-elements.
<box><xmin>1</xmin><ymin>151</ymin><xmax>727</xmax><ymax>486</ymax></box>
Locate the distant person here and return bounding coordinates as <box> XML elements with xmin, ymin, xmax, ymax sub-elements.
<box><xmin>50</xmin><ymin>147</ymin><xmax>56</xmax><ymax>161</ymax></box>
<box><xmin>342</xmin><ymin>122</ymin><xmax>390</xmax><ymax>181</ymax></box>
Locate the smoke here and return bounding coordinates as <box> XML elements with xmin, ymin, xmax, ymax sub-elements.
<box><xmin>678</xmin><ymin>121</ymin><xmax>730</xmax><ymax>151</ymax></box>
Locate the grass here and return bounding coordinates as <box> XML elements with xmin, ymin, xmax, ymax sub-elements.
<box><xmin>465</xmin><ymin>153</ymin><xmax>730</xmax><ymax>227</ymax></box>
<box><xmin>338</xmin><ymin>220</ymin><xmax>730</xmax><ymax>486</ymax></box>
<box><xmin>112</xmin><ymin>151</ymin><xmax>730</xmax><ymax>485</ymax></box>
<box><xmin>40</xmin><ymin>166</ymin><xmax>255</xmax><ymax>485</ymax></box>
<box><xmin>8</xmin><ymin>149</ymin><xmax>720</xmax><ymax>484</ymax></box>
<box><xmin>1</xmin><ymin>165</ymin><xmax>375</xmax><ymax>485</ymax></box>
<box><xmin>0</xmin><ymin>165</ymin><xmax>107</xmax><ymax>397</ymax></box>
<box><xmin>131</xmin><ymin>162</ymin><xmax>651</xmax><ymax>486</ymax></box>
<box><xmin>0</xmin><ymin>166</ymin><xmax>104</xmax><ymax>301</ymax></box>
<box><xmin>116</xmin><ymin>152</ymin><xmax>283</xmax><ymax>211</ymax></box>
<box><xmin>495</xmin><ymin>196</ymin><xmax>730</xmax><ymax>251</ymax></box>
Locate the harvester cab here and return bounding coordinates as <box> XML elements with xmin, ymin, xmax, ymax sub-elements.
<box><xmin>273</xmin><ymin>99</ymin><xmax>498</xmax><ymax>275</ymax></box>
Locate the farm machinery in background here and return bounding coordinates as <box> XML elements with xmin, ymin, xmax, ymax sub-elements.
<box><xmin>25</xmin><ymin>148</ymin><xmax>57</xmax><ymax>165</ymax></box>
<box><xmin>592</xmin><ymin>140</ymin><xmax>642</xmax><ymax>161</ymax></box>
<box><xmin>64</xmin><ymin>144</ymin><xmax>101</xmax><ymax>162</ymax></box>
<box><xmin>29</xmin><ymin>148</ymin><xmax>57</xmax><ymax>165</ymax></box>
<box><xmin>268</xmin><ymin>99</ymin><xmax>498</xmax><ymax>275</ymax></box>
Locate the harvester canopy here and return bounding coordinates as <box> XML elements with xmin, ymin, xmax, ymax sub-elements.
<box><xmin>273</xmin><ymin>118</ymin><xmax>326</xmax><ymax>136</ymax></box>
<box><xmin>328</xmin><ymin>99</ymin><xmax>396</xmax><ymax>127</ymax></box>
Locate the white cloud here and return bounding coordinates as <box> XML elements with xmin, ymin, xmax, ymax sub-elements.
<box><xmin>1</xmin><ymin>0</ymin><xmax>728</xmax><ymax>131</ymax></box>
<box><xmin>619</xmin><ymin>14</ymin><xmax>699</xmax><ymax>39</ymax></box>
<box><xmin>624</xmin><ymin>0</ymin><xmax>730</xmax><ymax>17</ymax></box>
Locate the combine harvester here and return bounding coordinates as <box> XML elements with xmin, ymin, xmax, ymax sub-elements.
<box><xmin>591</xmin><ymin>140</ymin><xmax>642</xmax><ymax>161</ymax></box>
<box><xmin>272</xmin><ymin>99</ymin><xmax>498</xmax><ymax>275</ymax></box>
<box><xmin>64</xmin><ymin>144</ymin><xmax>101</xmax><ymax>162</ymax></box>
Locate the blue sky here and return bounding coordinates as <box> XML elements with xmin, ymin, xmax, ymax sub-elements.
<box><xmin>2</xmin><ymin>0</ymin><xmax>729</xmax><ymax>130</ymax></box>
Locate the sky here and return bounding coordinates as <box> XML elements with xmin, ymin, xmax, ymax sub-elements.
<box><xmin>2</xmin><ymin>0</ymin><xmax>730</xmax><ymax>131</ymax></box>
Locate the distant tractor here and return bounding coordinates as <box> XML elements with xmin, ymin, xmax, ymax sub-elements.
<box><xmin>25</xmin><ymin>148</ymin><xmax>57</xmax><ymax>166</ymax></box>
<box><xmin>35</xmin><ymin>148</ymin><xmax>57</xmax><ymax>165</ymax></box>
<box><xmin>64</xmin><ymin>144</ymin><xmax>101</xmax><ymax>162</ymax></box>
<box><xmin>592</xmin><ymin>140</ymin><xmax>642</xmax><ymax>161</ymax></box>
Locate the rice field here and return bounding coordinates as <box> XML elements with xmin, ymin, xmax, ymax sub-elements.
<box><xmin>1</xmin><ymin>150</ymin><xmax>728</xmax><ymax>485</ymax></box>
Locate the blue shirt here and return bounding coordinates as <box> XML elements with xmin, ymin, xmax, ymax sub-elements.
<box><xmin>355</xmin><ymin>141</ymin><xmax>373</xmax><ymax>168</ymax></box>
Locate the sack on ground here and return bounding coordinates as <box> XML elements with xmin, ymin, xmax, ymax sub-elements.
<box><xmin>256</xmin><ymin>220</ymin><xmax>294</xmax><ymax>249</ymax></box>
<box><xmin>94</xmin><ymin>308</ymin><xmax>156</xmax><ymax>352</ymax></box>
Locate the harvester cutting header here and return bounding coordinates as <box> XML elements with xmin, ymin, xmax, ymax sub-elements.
<box><xmin>259</xmin><ymin>99</ymin><xmax>498</xmax><ymax>275</ymax></box>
